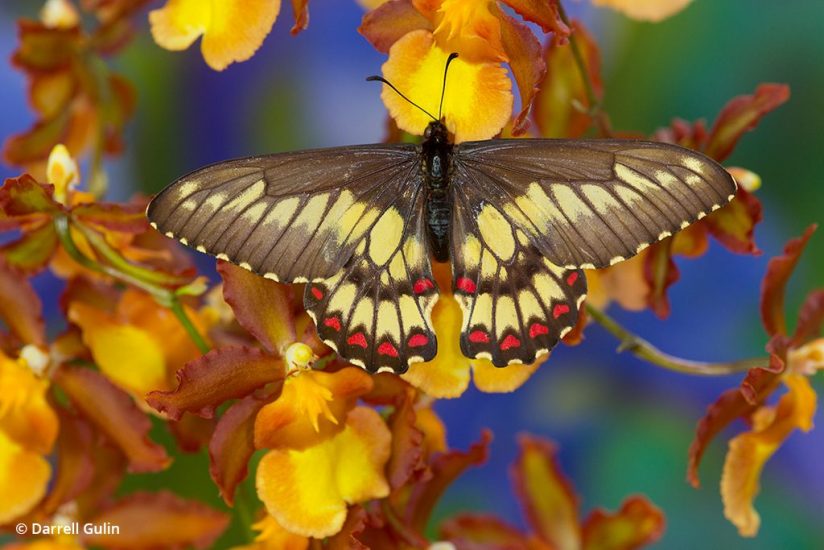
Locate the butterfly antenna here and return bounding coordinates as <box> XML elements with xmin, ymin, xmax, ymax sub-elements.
<box><xmin>438</xmin><ymin>52</ymin><xmax>459</xmax><ymax>120</ymax></box>
<box><xmin>366</xmin><ymin>75</ymin><xmax>437</xmax><ymax>121</ymax></box>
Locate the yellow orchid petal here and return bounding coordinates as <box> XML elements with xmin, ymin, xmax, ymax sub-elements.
<box><xmin>256</xmin><ymin>407</ymin><xmax>390</xmax><ymax>538</ymax></box>
<box><xmin>591</xmin><ymin>0</ymin><xmax>692</xmax><ymax>22</ymax></box>
<box><xmin>0</xmin><ymin>351</ymin><xmax>58</xmax><ymax>454</ymax></box>
<box><xmin>403</xmin><ymin>293</ymin><xmax>471</xmax><ymax>398</ymax></box>
<box><xmin>787</xmin><ymin>337</ymin><xmax>824</xmax><ymax>375</ymax></box>
<box><xmin>471</xmin><ymin>356</ymin><xmax>541</xmax><ymax>393</ymax></box>
<box><xmin>149</xmin><ymin>0</ymin><xmax>282</xmax><ymax>71</ymax></box>
<box><xmin>721</xmin><ymin>374</ymin><xmax>816</xmax><ymax>537</ymax></box>
<box><xmin>381</xmin><ymin>30</ymin><xmax>513</xmax><ymax>143</ymax></box>
<box><xmin>255</xmin><ymin>368</ymin><xmax>373</xmax><ymax>449</ymax></box>
<box><xmin>40</xmin><ymin>0</ymin><xmax>79</xmax><ymax>29</ymax></box>
<box><xmin>68</xmin><ymin>302</ymin><xmax>168</xmax><ymax>396</ymax></box>
<box><xmin>230</xmin><ymin>515</ymin><xmax>309</xmax><ymax>550</ymax></box>
<box><xmin>433</xmin><ymin>0</ymin><xmax>507</xmax><ymax>63</ymax></box>
<box><xmin>0</xmin><ymin>429</ymin><xmax>52</xmax><ymax>523</ymax></box>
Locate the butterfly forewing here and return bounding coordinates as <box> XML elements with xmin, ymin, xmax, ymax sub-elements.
<box><xmin>147</xmin><ymin>145</ymin><xmax>418</xmax><ymax>283</ymax></box>
<box><xmin>453</xmin><ymin>139</ymin><xmax>737</xmax><ymax>270</ymax></box>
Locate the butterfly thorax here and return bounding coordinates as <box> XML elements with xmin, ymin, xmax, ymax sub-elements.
<box><xmin>422</xmin><ymin>121</ymin><xmax>453</xmax><ymax>262</ymax></box>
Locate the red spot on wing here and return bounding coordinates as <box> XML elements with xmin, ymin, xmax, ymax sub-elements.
<box><xmin>408</xmin><ymin>334</ymin><xmax>429</xmax><ymax>347</ymax></box>
<box><xmin>378</xmin><ymin>341</ymin><xmax>399</xmax><ymax>357</ymax></box>
<box><xmin>347</xmin><ymin>332</ymin><xmax>367</xmax><ymax>348</ymax></box>
<box><xmin>413</xmin><ymin>278</ymin><xmax>434</xmax><ymax>294</ymax></box>
<box><xmin>566</xmin><ymin>272</ymin><xmax>579</xmax><ymax>286</ymax></box>
<box><xmin>469</xmin><ymin>330</ymin><xmax>490</xmax><ymax>343</ymax></box>
<box><xmin>311</xmin><ymin>287</ymin><xmax>324</xmax><ymax>300</ymax></box>
<box><xmin>553</xmin><ymin>304</ymin><xmax>570</xmax><ymax>318</ymax></box>
<box><xmin>456</xmin><ymin>277</ymin><xmax>477</xmax><ymax>294</ymax></box>
<box><xmin>529</xmin><ymin>323</ymin><xmax>549</xmax><ymax>338</ymax></box>
<box><xmin>323</xmin><ymin>317</ymin><xmax>341</xmax><ymax>331</ymax></box>
<box><xmin>500</xmin><ymin>334</ymin><xmax>521</xmax><ymax>350</ymax></box>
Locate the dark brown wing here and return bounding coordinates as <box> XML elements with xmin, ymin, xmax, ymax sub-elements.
<box><xmin>146</xmin><ymin>145</ymin><xmax>419</xmax><ymax>282</ymax></box>
<box><xmin>453</xmin><ymin>139</ymin><xmax>737</xmax><ymax>269</ymax></box>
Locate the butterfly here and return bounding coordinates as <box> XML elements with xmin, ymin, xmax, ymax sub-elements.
<box><xmin>147</xmin><ymin>57</ymin><xmax>736</xmax><ymax>374</ymax></box>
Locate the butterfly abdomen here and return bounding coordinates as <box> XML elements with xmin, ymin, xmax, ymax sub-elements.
<box><xmin>422</xmin><ymin>121</ymin><xmax>454</xmax><ymax>262</ymax></box>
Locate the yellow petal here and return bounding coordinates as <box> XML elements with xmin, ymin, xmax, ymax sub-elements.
<box><xmin>0</xmin><ymin>429</ymin><xmax>51</xmax><ymax>523</ymax></box>
<box><xmin>40</xmin><ymin>0</ymin><xmax>79</xmax><ymax>29</ymax></box>
<box><xmin>591</xmin><ymin>0</ymin><xmax>692</xmax><ymax>22</ymax></box>
<box><xmin>0</xmin><ymin>352</ymin><xmax>58</xmax><ymax>454</ymax></box>
<box><xmin>787</xmin><ymin>337</ymin><xmax>824</xmax><ymax>375</ymax></box>
<box><xmin>433</xmin><ymin>0</ymin><xmax>507</xmax><ymax>63</ymax></box>
<box><xmin>231</xmin><ymin>515</ymin><xmax>309</xmax><ymax>550</ymax></box>
<box><xmin>68</xmin><ymin>302</ymin><xmax>168</xmax><ymax>396</ymax></box>
<box><xmin>150</xmin><ymin>0</ymin><xmax>281</xmax><ymax>71</ymax></box>
<box><xmin>381</xmin><ymin>30</ymin><xmax>512</xmax><ymax>143</ymax></box>
<box><xmin>403</xmin><ymin>293</ymin><xmax>471</xmax><ymax>398</ymax></box>
<box><xmin>472</xmin><ymin>355</ymin><xmax>541</xmax><ymax>393</ymax></box>
<box><xmin>256</xmin><ymin>407</ymin><xmax>390</xmax><ymax>538</ymax></box>
<box><xmin>721</xmin><ymin>374</ymin><xmax>817</xmax><ymax>537</ymax></box>
<box><xmin>46</xmin><ymin>144</ymin><xmax>79</xmax><ymax>204</ymax></box>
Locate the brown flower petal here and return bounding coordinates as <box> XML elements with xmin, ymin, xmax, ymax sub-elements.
<box><xmin>209</xmin><ymin>394</ymin><xmax>267</xmax><ymax>505</ymax></box>
<box><xmin>71</xmin><ymin>202</ymin><xmax>148</xmax><ymax>233</ymax></box>
<box><xmin>792</xmin><ymin>289</ymin><xmax>824</xmax><ymax>347</ymax></box>
<box><xmin>82</xmin><ymin>491</ymin><xmax>230</xmax><ymax>549</ymax></box>
<box><xmin>500</xmin><ymin>0</ymin><xmax>570</xmax><ymax>44</ymax></box>
<box><xmin>169</xmin><ymin>413</ymin><xmax>216</xmax><ymax>453</ymax></box>
<box><xmin>439</xmin><ymin>513</ymin><xmax>527</xmax><ymax>547</ymax></box>
<box><xmin>705</xmin><ymin>84</ymin><xmax>790</xmax><ymax>162</ymax></box>
<box><xmin>219</xmin><ymin>261</ymin><xmax>296</xmax><ymax>355</ymax></box>
<box><xmin>55</xmin><ymin>365</ymin><xmax>170</xmax><ymax>473</ymax></box>
<box><xmin>147</xmin><ymin>346</ymin><xmax>284</xmax><ymax>420</ymax></box>
<box><xmin>0</xmin><ymin>175</ymin><xmax>60</xmax><ymax>217</ymax></box>
<box><xmin>290</xmin><ymin>0</ymin><xmax>310</xmax><ymax>35</ymax></box>
<box><xmin>405</xmin><ymin>429</ymin><xmax>492</xmax><ymax>531</ymax></box>
<box><xmin>359</xmin><ymin>0</ymin><xmax>433</xmax><ymax>53</ymax></box>
<box><xmin>386</xmin><ymin>388</ymin><xmax>426</xmax><ymax>489</ymax></box>
<box><xmin>0</xmin><ymin>220</ymin><xmax>57</xmax><ymax>274</ymax></box>
<box><xmin>643</xmin><ymin>239</ymin><xmax>679</xmax><ymax>319</ymax></box>
<box><xmin>511</xmin><ymin>434</ymin><xmax>580</xmax><ymax>549</ymax></box>
<box><xmin>760</xmin><ymin>224</ymin><xmax>817</xmax><ymax>337</ymax></box>
<box><xmin>496</xmin><ymin>6</ymin><xmax>546</xmax><ymax>136</ymax></box>
<box><xmin>0</xmin><ymin>258</ymin><xmax>46</xmax><ymax>346</ymax></box>
<box><xmin>582</xmin><ymin>495</ymin><xmax>666</xmax><ymax>549</ymax></box>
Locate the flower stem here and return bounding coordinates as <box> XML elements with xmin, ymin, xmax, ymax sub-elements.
<box><xmin>585</xmin><ymin>303</ymin><xmax>768</xmax><ymax>375</ymax></box>
<box><xmin>54</xmin><ymin>215</ymin><xmax>210</xmax><ymax>354</ymax></box>
<box><xmin>556</xmin><ymin>1</ymin><xmax>613</xmax><ymax>137</ymax></box>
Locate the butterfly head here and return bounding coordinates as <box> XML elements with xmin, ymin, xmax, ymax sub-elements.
<box><xmin>423</xmin><ymin>120</ymin><xmax>450</xmax><ymax>147</ymax></box>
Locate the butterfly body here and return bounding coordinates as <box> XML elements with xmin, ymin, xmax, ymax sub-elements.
<box><xmin>148</xmin><ymin>130</ymin><xmax>736</xmax><ymax>373</ymax></box>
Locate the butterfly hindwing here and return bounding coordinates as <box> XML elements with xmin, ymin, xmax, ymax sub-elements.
<box><xmin>454</xmin><ymin>139</ymin><xmax>737</xmax><ymax>270</ymax></box>
<box><xmin>147</xmin><ymin>145</ymin><xmax>418</xmax><ymax>283</ymax></box>
<box><xmin>304</xmin><ymin>185</ymin><xmax>438</xmax><ymax>373</ymax></box>
<box><xmin>451</xmin><ymin>189</ymin><xmax>586</xmax><ymax>366</ymax></box>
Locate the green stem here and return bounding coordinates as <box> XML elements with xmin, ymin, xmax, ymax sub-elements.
<box><xmin>586</xmin><ymin>303</ymin><xmax>768</xmax><ymax>375</ymax></box>
<box><xmin>233</xmin><ymin>483</ymin><xmax>258</xmax><ymax>544</ymax></box>
<box><xmin>55</xmin><ymin>215</ymin><xmax>210</xmax><ymax>354</ymax></box>
<box><xmin>557</xmin><ymin>1</ymin><xmax>613</xmax><ymax>137</ymax></box>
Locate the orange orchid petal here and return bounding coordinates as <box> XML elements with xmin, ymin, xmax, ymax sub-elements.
<box><xmin>432</xmin><ymin>0</ymin><xmax>507</xmax><ymax>63</ymax></box>
<box><xmin>788</xmin><ymin>337</ymin><xmax>824</xmax><ymax>375</ymax></box>
<box><xmin>255</xmin><ymin>367</ymin><xmax>373</xmax><ymax>450</ymax></box>
<box><xmin>403</xmin><ymin>293</ymin><xmax>471</xmax><ymax>398</ymax></box>
<box><xmin>3</xmin><ymin>539</ymin><xmax>84</xmax><ymax>550</ymax></box>
<box><xmin>471</xmin><ymin>356</ymin><xmax>541</xmax><ymax>393</ymax></box>
<box><xmin>582</xmin><ymin>495</ymin><xmax>666</xmax><ymax>549</ymax></box>
<box><xmin>256</xmin><ymin>407</ymin><xmax>391</xmax><ymax>538</ymax></box>
<box><xmin>721</xmin><ymin>374</ymin><xmax>816</xmax><ymax>536</ymax></box>
<box><xmin>232</xmin><ymin>515</ymin><xmax>309</xmax><ymax>550</ymax></box>
<box><xmin>585</xmin><ymin>253</ymin><xmax>650</xmax><ymax>312</ymax></box>
<box><xmin>381</xmin><ymin>30</ymin><xmax>512</xmax><ymax>143</ymax></box>
<box><xmin>591</xmin><ymin>0</ymin><xmax>692</xmax><ymax>22</ymax></box>
<box><xmin>149</xmin><ymin>0</ymin><xmax>281</xmax><ymax>71</ymax></box>
<box><xmin>0</xmin><ymin>429</ymin><xmax>52</xmax><ymax>523</ymax></box>
<box><xmin>0</xmin><ymin>351</ymin><xmax>58</xmax><ymax>454</ymax></box>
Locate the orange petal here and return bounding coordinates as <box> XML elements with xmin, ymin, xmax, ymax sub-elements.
<box><xmin>582</xmin><ymin>495</ymin><xmax>666</xmax><ymax>549</ymax></box>
<box><xmin>0</xmin><ymin>429</ymin><xmax>52</xmax><ymax>523</ymax></box>
<box><xmin>721</xmin><ymin>374</ymin><xmax>816</xmax><ymax>536</ymax></box>
<box><xmin>232</xmin><ymin>515</ymin><xmax>309</xmax><ymax>550</ymax></box>
<box><xmin>591</xmin><ymin>0</ymin><xmax>693</xmax><ymax>22</ymax></box>
<box><xmin>432</xmin><ymin>0</ymin><xmax>507</xmax><ymax>63</ymax></box>
<box><xmin>256</xmin><ymin>407</ymin><xmax>391</xmax><ymax>538</ymax></box>
<box><xmin>149</xmin><ymin>0</ymin><xmax>281</xmax><ymax>71</ymax></box>
<box><xmin>403</xmin><ymin>293</ymin><xmax>471</xmax><ymax>398</ymax></box>
<box><xmin>381</xmin><ymin>30</ymin><xmax>512</xmax><ymax>143</ymax></box>
<box><xmin>255</xmin><ymin>367</ymin><xmax>373</xmax><ymax>450</ymax></box>
<box><xmin>471</xmin><ymin>356</ymin><xmax>541</xmax><ymax>393</ymax></box>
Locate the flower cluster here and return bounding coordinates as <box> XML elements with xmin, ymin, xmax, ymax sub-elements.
<box><xmin>0</xmin><ymin>0</ymin><xmax>819</xmax><ymax>547</ymax></box>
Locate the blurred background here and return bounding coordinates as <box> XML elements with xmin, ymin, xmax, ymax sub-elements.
<box><xmin>1</xmin><ymin>0</ymin><xmax>822</xmax><ymax>547</ymax></box>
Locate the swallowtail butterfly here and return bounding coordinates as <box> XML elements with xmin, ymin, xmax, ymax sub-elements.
<box><xmin>147</xmin><ymin>58</ymin><xmax>736</xmax><ymax>374</ymax></box>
